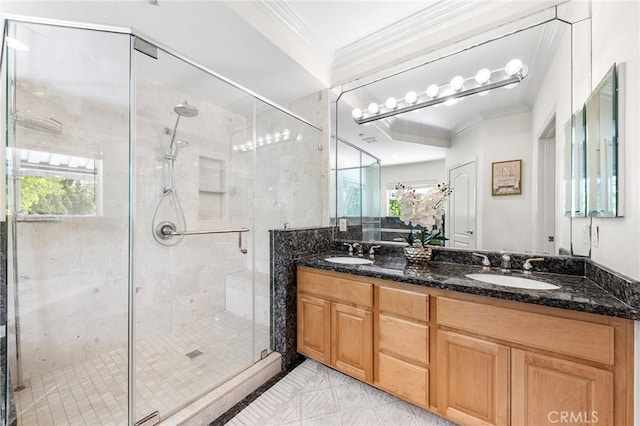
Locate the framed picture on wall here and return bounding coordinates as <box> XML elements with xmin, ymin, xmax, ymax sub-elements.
<box><xmin>492</xmin><ymin>159</ymin><xmax>522</xmax><ymax>196</ymax></box>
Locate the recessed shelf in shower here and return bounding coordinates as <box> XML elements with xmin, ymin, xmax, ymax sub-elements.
<box><xmin>199</xmin><ymin>156</ymin><xmax>226</xmax><ymax>220</ymax></box>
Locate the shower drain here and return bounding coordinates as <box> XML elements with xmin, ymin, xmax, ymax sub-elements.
<box><xmin>186</xmin><ymin>349</ymin><xmax>203</xmax><ymax>359</ymax></box>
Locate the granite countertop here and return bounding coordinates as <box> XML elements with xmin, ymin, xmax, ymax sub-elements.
<box><xmin>297</xmin><ymin>253</ymin><xmax>640</xmax><ymax>320</ymax></box>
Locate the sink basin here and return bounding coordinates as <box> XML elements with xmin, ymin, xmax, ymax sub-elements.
<box><xmin>324</xmin><ymin>257</ymin><xmax>374</xmax><ymax>265</ymax></box>
<box><xmin>465</xmin><ymin>274</ymin><xmax>560</xmax><ymax>290</ymax></box>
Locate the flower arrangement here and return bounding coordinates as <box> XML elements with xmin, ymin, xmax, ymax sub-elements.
<box><xmin>394</xmin><ymin>183</ymin><xmax>452</xmax><ymax>247</ymax></box>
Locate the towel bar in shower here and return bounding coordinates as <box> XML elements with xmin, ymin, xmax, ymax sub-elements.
<box><xmin>155</xmin><ymin>221</ymin><xmax>249</xmax><ymax>253</ymax></box>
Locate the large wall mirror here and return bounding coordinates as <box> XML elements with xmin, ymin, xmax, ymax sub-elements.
<box><xmin>332</xmin><ymin>5</ymin><xmax>591</xmax><ymax>256</ymax></box>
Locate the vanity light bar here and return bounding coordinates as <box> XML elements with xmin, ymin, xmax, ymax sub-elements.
<box><xmin>352</xmin><ymin>59</ymin><xmax>529</xmax><ymax>125</ymax></box>
<box><xmin>232</xmin><ymin>128</ymin><xmax>303</xmax><ymax>152</ymax></box>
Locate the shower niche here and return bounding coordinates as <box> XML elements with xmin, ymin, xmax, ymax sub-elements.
<box><xmin>198</xmin><ymin>155</ymin><xmax>226</xmax><ymax>220</ymax></box>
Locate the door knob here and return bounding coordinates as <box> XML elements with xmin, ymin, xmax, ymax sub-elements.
<box><xmin>466</xmin><ymin>230</ymin><xmax>474</xmax><ymax>235</ymax></box>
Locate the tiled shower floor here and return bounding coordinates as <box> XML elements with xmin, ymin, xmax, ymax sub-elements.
<box><xmin>13</xmin><ymin>311</ymin><xmax>269</xmax><ymax>426</ymax></box>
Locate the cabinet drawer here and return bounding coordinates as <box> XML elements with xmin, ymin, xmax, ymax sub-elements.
<box><xmin>379</xmin><ymin>285</ymin><xmax>429</xmax><ymax>321</ymax></box>
<box><xmin>437</xmin><ymin>297</ymin><xmax>615</xmax><ymax>365</ymax></box>
<box><xmin>379</xmin><ymin>313</ymin><xmax>428</xmax><ymax>366</ymax></box>
<box><xmin>378</xmin><ymin>352</ymin><xmax>429</xmax><ymax>407</ymax></box>
<box><xmin>298</xmin><ymin>270</ymin><xmax>372</xmax><ymax>308</ymax></box>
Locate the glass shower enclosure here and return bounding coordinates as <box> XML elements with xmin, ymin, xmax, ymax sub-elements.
<box><xmin>1</xmin><ymin>16</ymin><xmax>322</xmax><ymax>425</ymax></box>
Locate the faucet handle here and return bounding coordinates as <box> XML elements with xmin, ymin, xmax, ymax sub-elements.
<box><xmin>343</xmin><ymin>242</ymin><xmax>353</xmax><ymax>255</ymax></box>
<box><xmin>369</xmin><ymin>245</ymin><xmax>381</xmax><ymax>258</ymax></box>
<box><xmin>472</xmin><ymin>252</ymin><xmax>491</xmax><ymax>270</ymax></box>
<box><xmin>352</xmin><ymin>242</ymin><xmax>363</xmax><ymax>257</ymax></box>
<box><xmin>523</xmin><ymin>257</ymin><xmax>544</xmax><ymax>274</ymax></box>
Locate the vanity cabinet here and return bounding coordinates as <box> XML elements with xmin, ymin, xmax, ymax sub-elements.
<box><xmin>511</xmin><ymin>349</ymin><xmax>613</xmax><ymax>425</ymax></box>
<box><xmin>297</xmin><ymin>268</ymin><xmax>373</xmax><ymax>381</ymax></box>
<box><xmin>437</xmin><ymin>297</ymin><xmax>623</xmax><ymax>426</ymax></box>
<box><xmin>296</xmin><ymin>268</ymin><xmax>634</xmax><ymax>425</ymax></box>
<box><xmin>375</xmin><ymin>285</ymin><xmax>430</xmax><ymax>408</ymax></box>
<box><xmin>437</xmin><ymin>330</ymin><xmax>510</xmax><ymax>426</ymax></box>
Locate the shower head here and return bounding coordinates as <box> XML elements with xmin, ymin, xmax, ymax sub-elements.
<box><xmin>174</xmin><ymin>100</ymin><xmax>199</xmax><ymax>118</ymax></box>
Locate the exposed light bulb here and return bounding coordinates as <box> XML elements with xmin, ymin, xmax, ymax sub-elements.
<box><xmin>232</xmin><ymin>146</ymin><xmax>238</xmax><ymax>151</ymax></box>
<box><xmin>475</xmin><ymin>68</ymin><xmax>491</xmax><ymax>85</ymax></box>
<box><xmin>352</xmin><ymin>108</ymin><xmax>363</xmax><ymax>120</ymax></box>
<box><xmin>283</xmin><ymin>129</ymin><xmax>291</xmax><ymax>139</ymax></box>
<box><xmin>6</xmin><ymin>37</ymin><xmax>29</xmax><ymax>52</ymax></box>
<box><xmin>425</xmin><ymin>84</ymin><xmax>439</xmax><ymax>99</ymax></box>
<box><xmin>385</xmin><ymin>97</ymin><xmax>397</xmax><ymax>110</ymax></box>
<box><xmin>257</xmin><ymin>137</ymin><xmax>264</xmax><ymax>144</ymax></box>
<box><xmin>505</xmin><ymin>58</ymin><xmax>523</xmax><ymax>76</ymax></box>
<box><xmin>404</xmin><ymin>91</ymin><xmax>418</xmax><ymax>104</ymax></box>
<box><xmin>258</xmin><ymin>140</ymin><xmax>264</xmax><ymax>146</ymax></box>
<box><xmin>274</xmin><ymin>132</ymin><xmax>282</xmax><ymax>141</ymax></box>
<box><xmin>441</xmin><ymin>88</ymin><xmax>458</xmax><ymax>106</ymax></box>
<box><xmin>450</xmin><ymin>76</ymin><xmax>465</xmax><ymax>92</ymax></box>
<box><xmin>296</xmin><ymin>134</ymin><xmax>302</xmax><ymax>141</ymax></box>
<box><xmin>367</xmin><ymin>103</ymin><xmax>379</xmax><ymax>114</ymax></box>
<box><xmin>240</xmin><ymin>144</ymin><xmax>245</xmax><ymax>149</ymax></box>
<box><xmin>247</xmin><ymin>142</ymin><xmax>253</xmax><ymax>147</ymax></box>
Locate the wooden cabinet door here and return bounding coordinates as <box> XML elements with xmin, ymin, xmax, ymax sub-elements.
<box><xmin>297</xmin><ymin>293</ymin><xmax>331</xmax><ymax>363</ymax></box>
<box><xmin>512</xmin><ymin>349</ymin><xmax>613</xmax><ymax>426</ymax></box>
<box><xmin>331</xmin><ymin>302</ymin><xmax>372</xmax><ymax>381</ymax></box>
<box><xmin>437</xmin><ymin>330</ymin><xmax>510</xmax><ymax>426</ymax></box>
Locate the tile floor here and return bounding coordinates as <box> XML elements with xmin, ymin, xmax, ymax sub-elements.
<box><xmin>13</xmin><ymin>311</ymin><xmax>269</xmax><ymax>426</ymax></box>
<box><xmin>227</xmin><ymin>359</ymin><xmax>457</xmax><ymax>426</ymax></box>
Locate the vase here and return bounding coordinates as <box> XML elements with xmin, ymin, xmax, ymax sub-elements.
<box><xmin>403</xmin><ymin>245</ymin><xmax>433</xmax><ymax>263</ymax></box>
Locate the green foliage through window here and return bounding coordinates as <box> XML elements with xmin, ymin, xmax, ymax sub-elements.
<box><xmin>20</xmin><ymin>176</ymin><xmax>96</xmax><ymax>216</ymax></box>
<box><xmin>389</xmin><ymin>199</ymin><xmax>401</xmax><ymax>217</ymax></box>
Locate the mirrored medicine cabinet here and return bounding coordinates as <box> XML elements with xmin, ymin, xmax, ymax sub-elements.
<box><xmin>566</xmin><ymin>64</ymin><xmax>621</xmax><ymax>219</ymax></box>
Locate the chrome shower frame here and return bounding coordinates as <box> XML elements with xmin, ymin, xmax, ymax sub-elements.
<box><xmin>1</xmin><ymin>13</ymin><xmax>322</xmax><ymax>426</ymax></box>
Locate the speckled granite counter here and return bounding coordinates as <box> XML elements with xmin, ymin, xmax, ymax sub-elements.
<box><xmin>297</xmin><ymin>253</ymin><xmax>640</xmax><ymax>320</ymax></box>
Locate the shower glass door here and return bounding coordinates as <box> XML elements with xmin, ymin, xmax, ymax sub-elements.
<box><xmin>3</xmin><ymin>21</ymin><xmax>131</xmax><ymax>426</ymax></box>
<box><xmin>132</xmin><ymin>38</ymin><xmax>258</xmax><ymax>422</ymax></box>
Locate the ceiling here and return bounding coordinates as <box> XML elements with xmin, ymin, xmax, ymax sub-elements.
<box><xmin>1</xmin><ymin>0</ymin><xmax>567</xmax><ymax>165</ymax></box>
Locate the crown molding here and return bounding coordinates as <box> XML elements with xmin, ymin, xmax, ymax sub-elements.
<box><xmin>332</xmin><ymin>0</ymin><xmax>565</xmax><ymax>85</ymax></box>
<box><xmin>453</xmin><ymin>104</ymin><xmax>531</xmax><ymax>136</ymax></box>
<box><xmin>225</xmin><ymin>1</ymin><xmax>333</xmax><ymax>86</ymax></box>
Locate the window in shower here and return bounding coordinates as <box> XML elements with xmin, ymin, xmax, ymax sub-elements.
<box><xmin>11</xmin><ymin>148</ymin><xmax>102</xmax><ymax>217</ymax></box>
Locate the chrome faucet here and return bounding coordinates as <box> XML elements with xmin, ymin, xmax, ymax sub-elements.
<box><xmin>500</xmin><ymin>252</ymin><xmax>511</xmax><ymax>272</ymax></box>
<box><xmin>343</xmin><ymin>242</ymin><xmax>353</xmax><ymax>255</ymax></box>
<box><xmin>522</xmin><ymin>257</ymin><xmax>544</xmax><ymax>274</ymax></box>
<box><xmin>369</xmin><ymin>245</ymin><xmax>381</xmax><ymax>259</ymax></box>
<box><xmin>472</xmin><ymin>252</ymin><xmax>491</xmax><ymax>270</ymax></box>
<box><xmin>352</xmin><ymin>242</ymin><xmax>363</xmax><ymax>257</ymax></box>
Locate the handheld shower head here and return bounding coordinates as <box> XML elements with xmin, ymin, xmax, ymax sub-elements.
<box><xmin>173</xmin><ymin>140</ymin><xmax>190</xmax><ymax>157</ymax></box>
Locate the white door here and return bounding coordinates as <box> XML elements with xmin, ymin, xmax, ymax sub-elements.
<box><xmin>448</xmin><ymin>162</ymin><xmax>477</xmax><ymax>249</ymax></box>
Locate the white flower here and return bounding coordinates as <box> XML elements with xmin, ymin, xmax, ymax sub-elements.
<box><xmin>394</xmin><ymin>183</ymin><xmax>452</xmax><ymax>232</ymax></box>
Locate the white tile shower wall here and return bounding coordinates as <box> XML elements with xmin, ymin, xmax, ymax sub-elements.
<box><xmin>9</xmin><ymin>82</ymin><xmax>130</xmax><ymax>382</ymax></box>
<box><xmin>252</xmin><ymin>90</ymin><xmax>329</xmax><ymax>274</ymax></box>
<box><xmin>134</xmin><ymin>79</ymin><xmax>251</xmax><ymax>341</ymax></box>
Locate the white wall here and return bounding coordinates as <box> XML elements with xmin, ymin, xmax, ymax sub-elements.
<box><xmin>589</xmin><ymin>0</ymin><xmax>640</xmax><ymax>280</ymax></box>
<box><xmin>531</xmin><ymin>25</ymin><xmax>572</xmax><ymax>254</ymax></box>
<box><xmin>380</xmin><ymin>159</ymin><xmax>446</xmax><ymax>215</ymax></box>
<box><xmin>445</xmin><ymin>112</ymin><xmax>533</xmax><ymax>251</ymax></box>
